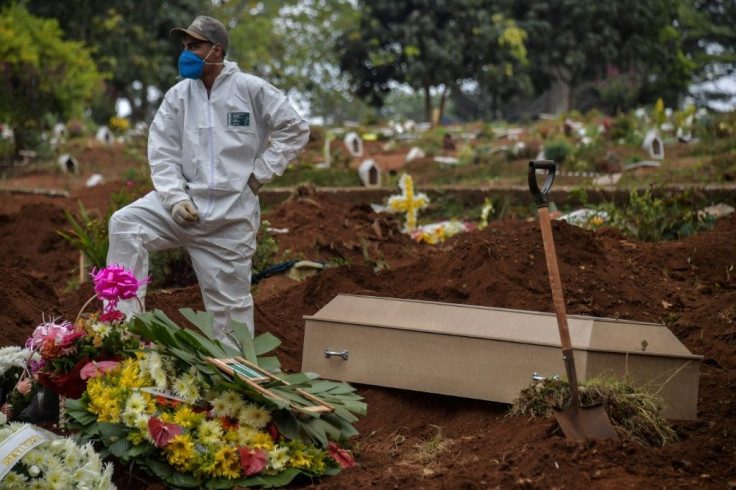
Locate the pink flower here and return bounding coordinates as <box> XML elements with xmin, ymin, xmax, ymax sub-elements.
<box><xmin>328</xmin><ymin>442</ymin><xmax>356</xmax><ymax>468</ymax></box>
<box><xmin>27</xmin><ymin>320</ymin><xmax>75</xmax><ymax>350</ymax></box>
<box><xmin>90</xmin><ymin>265</ymin><xmax>149</xmax><ymax>311</ymax></box>
<box><xmin>15</xmin><ymin>378</ymin><xmax>32</xmax><ymax>395</ymax></box>
<box><xmin>238</xmin><ymin>447</ymin><xmax>268</xmax><ymax>476</ymax></box>
<box><xmin>80</xmin><ymin>361</ymin><xmax>119</xmax><ymax>380</ymax></box>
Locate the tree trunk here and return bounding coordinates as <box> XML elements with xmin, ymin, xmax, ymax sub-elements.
<box><xmin>438</xmin><ymin>86</ymin><xmax>449</xmax><ymax>124</ymax></box>
<box><xmin>423</xmin><ymin>86</ymin><xmax>433</xmax><ymax>124</ymax></box>
<box><xmin>550</xmin><ymin>66</ymin><xmax>574</xmax><ymax>113</ymax></box>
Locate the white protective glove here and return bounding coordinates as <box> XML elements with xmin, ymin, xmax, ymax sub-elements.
<box><xmin>172</xmin><ymin>200</ymin><xmax>199</xmax><ymax>226</ymax></box>
<box><xmin>248</xmin><ymin>174</ymin><xmax>262</xmax><ymax>195</ymax></box>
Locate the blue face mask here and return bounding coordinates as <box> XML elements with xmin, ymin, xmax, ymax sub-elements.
<box><xmin>178</xmin><ymin>50</ymin><xmax>206</xmax><ymax>79</ymax></box>
<box><xmin>178</xmin><ymin>45</ymin><xmax>219</xmax><ymax>79</ymax></box>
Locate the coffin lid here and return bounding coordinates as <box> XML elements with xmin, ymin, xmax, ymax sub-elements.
<box><xmin>304</xmin><ymin>294</ymin><xmax>700</xmax><ymax>360</ymax></box>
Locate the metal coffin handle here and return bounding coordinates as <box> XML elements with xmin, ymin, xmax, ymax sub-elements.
<box><xmin>324</xmin><ymin>349</ymin><xmax>349</xmax><ymax>361</ymax></box>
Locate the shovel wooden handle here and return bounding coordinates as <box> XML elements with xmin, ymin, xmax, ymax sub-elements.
<box><xmin>528</xmin><ymin>161</ymin><xmax>582</xmax><ymax>403</ymax></box>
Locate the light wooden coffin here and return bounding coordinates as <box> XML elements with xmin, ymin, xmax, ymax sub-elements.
<box><xmin>302</xmin><ymin>294</ymin><xmax>702</xmax><ymax>420</ymax></box>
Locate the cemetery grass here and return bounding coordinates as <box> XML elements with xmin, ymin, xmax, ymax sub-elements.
<box><xmin>0</xmin><ymin>140</ymin><xmax>735</xmax><ymax>488</ymax></box>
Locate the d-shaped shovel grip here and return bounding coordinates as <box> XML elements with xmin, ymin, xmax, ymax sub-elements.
<box><xmin>528</xmin><ymin>160</ymin><xmax>557</xmax><ymax>208</ymax></box>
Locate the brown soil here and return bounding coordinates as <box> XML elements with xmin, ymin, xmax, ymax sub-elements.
<box><xmin>0</xmin><ymin>143</ymin><xmax>734</xmax><ymax>489</ymax></box>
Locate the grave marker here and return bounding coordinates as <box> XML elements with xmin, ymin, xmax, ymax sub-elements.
<box><xmin>343</xmin><ymin>132</ymin><xmax>363</xmax><ymax>157</ymax></box>
<box><xmin>387</xmin><ymin>174</ymin><xmax>428</xmax><ymax>232</ymax></box>
<box><xmin>358</xmin><ymin>159</ymin><xmax>381</xmax><ymax>187</ymax></box>
<box><xmin>642</xmin><ymin>129</ymin><xmax>664</xmax><ymax>159</ymax></box>
<box><xmin>95</xmin><ymin>126</ymin><xmax>114</xmax><ymax>146</ymax></box>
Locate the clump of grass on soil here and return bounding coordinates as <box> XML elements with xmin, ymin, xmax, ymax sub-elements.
<box><xmin>510</xmin><ymin>377</ymin><xmax>679</xmax><ymax>447</ymax></box>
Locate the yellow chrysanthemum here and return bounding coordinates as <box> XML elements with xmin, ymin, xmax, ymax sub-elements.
<box><xmin>90</xmin><ymin>393</ymin><xmax>121</xmax><ymax>423</ymax></box>
<box><xmin>163</xmin><ymin>433</ymin><xmax>197</xmax><ymax>470</ymax></box>
<box><xmin>249</xmin><ymin>432</ymin><xmax>275</xmax><ymax>451</ymax></box>
<box><xmin>212</xmin><ymin>445</ymin><xmax>241</xmax><ymax>479</ymax></box>
<box><xmin>234</xmin><ymin>425</ymin><xmax>259</xmax><ymax>446</ymax></box>
<box><xmin>289</xmin><ymin>451</ymin><xmax>312</xmax><ymax>469</ymax></box>
<box><xmin>172</xmin><ymin>406</ymin><xmax>200</xmax><ymax>429</ymax></box>
<box><xmin>127</xmin><ymin>430</ymin><xmax>145</xmax><ymax>445</ymax></box>
<box><xmin>120</xmin><ymin>360</ymin><xmax>146</xmax><ymax>388</ymax></box>
<box><xmin>196</xmin><ymin>419</ymin><xmax>224</xmax><ymax>447</ymax></box>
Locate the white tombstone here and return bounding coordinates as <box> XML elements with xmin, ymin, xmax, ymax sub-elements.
<box><xmin>85</xmin><ymin>174</ymin><xmax>105</xmax><ymax>187</ymax></box>
<box><xmin>434</xmin><ymin>156</ymin><xmax>460</xmax><ymax>165</ymax></box>
<box><xmin>95</xmin><ymin>126</ymin><xmax>114</xmax><ymax>145</ymax></box>
<box><xmin>57</xmin><ymin>154</ymin><xmax>80</xmax><ymax>174</ymax></box>
<box><xmin>403</xmin><ymin>120</ymin><xmax>416</xmax><ymax>132</ymax></box>
<box><xmin>53</xmin><ymin>123</ymin><xmax>68</xmax><ymax>138</ymax></box>
<box><xmin>405</xmin><ymin>146</ymin><xmax>426</xmax><ymax>163</ymax></box>
<box><xmin>343</xmin><ymin>132</ymin><xmax>363</xmax><ymax>157</ymax></box>
<box><xmin>357</xmin><ymin>159</ymin><xmax>381</xmax><ymax>187</ymax></box>
<box><xmin>642</xmin><ymin>129</ymin><xmax>664</xmax><ymax>159</ymax></box>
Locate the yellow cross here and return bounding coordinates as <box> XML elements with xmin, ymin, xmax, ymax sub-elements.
<box><xmin>388</xmin><ymin>173</ymin><xmax>429</xmax><ymax>232</ymax></box>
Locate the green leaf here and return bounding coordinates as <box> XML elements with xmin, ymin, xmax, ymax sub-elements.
<box><xmin>235</xmin><ymin>467</ymin><xmax>303</xmax><ymax>488</ymax></box>
<box><xmin>179</xmin><ymin>308</ymin><xmax>215</xmax><ymax>338</ymax></box>
<box><xmin>253</xmin><ymin>332</ymin><xmax>281</xmax><ymax>355</ymax></box>
<box><xmin>256</xmin><ymin>356</ymin><xmax>281</xmax><ymax>372</ymax></box>
<box><xmin>108</xmin><ymin>438</ymin><xmax>132</xmax><ymax>458</ymax></box>
<box><xmin>240</xmin><ymin>332</ymin><xmax>258</xmax><ymax>364</ymax></box>
<box><xmin>230</xmin><ymin>318</ymin><xmax>251</xmax><ymax>349</ymax></box>
<box><xmin>272</xmin><ymin>410</ymin><xmax>301</xmax><ymax>441</ymax></box>
<box><xmin>278</xmin><ymin>372</ymin><xmax>312</xmax><ymax>385</ymax></box>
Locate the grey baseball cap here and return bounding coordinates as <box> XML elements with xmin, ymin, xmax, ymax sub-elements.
<box><xmin>171</xmin><ymin>16</ymin><xmax>229</xmax><ymax>54</ymax></box>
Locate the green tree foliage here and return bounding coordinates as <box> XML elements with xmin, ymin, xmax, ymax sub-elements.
<box><xmin>213</xmin><ymin>0</ymin><xmax>361</xmax><ymax>124</ymax></box>
<box><xmin>0</xmin><ymin>4</ymin><xmax>104</xmax><ymax>154</ymax></box>
<box><xmin>22</xmin><ymin>0</ymin><xmax>204</xmax><ymax>123</ymax></box>
<box><xmin>337</xmin><ymin>0</ymin><xmax>529</xmax><ymax>124</ymax></box>
<box><xmin>677</xmin><ymin>0</ymin><xmax>736</xmax><ymax>109</ymax></box>
<box><xmin>509</xmin><ymin>0</ymin><xmax>689</xmax><ymax>112</ymax></box>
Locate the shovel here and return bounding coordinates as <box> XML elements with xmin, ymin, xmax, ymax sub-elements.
<box><xmin>528</xmin><ymin>160</ymin><xmax>619</xmax><ymax>442</ymax></box>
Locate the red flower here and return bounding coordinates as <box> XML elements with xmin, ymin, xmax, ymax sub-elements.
<box><xmin>155</xmin><ymin>396</ymin><xmax>181</xmax><ymax>408</ymax></box>
<box><xmin>219</xmin><ymin>416</ymin><xmax>239</xmax><ymax>431</ymax></box>
<box><xmin>267</xmin><ymin>422</ymin><xmax>281</xmax><ymax>442</ymax></box>
<box><xmin>99</xmin><ymin>310</ymin><xmax>125</xmax><ymax>322</ymax></box>
<box><xmin>37</xmin><ymin>356</ymin><xmax>90</xmax><ymax>399</ymax></box>
<box><xmin>148</xmin><ymin>417</ymin><xmax>182</xmax><ymax>448</ymax></box>
<box><xmin>328</xmin><ymin>442</ymin><xmax>356</xmax><ymax>468</ymax></box>
<box><xmin>238</xmin><ymin>447</ymin><xmax>267</xmax><ymax>476</ymax></box>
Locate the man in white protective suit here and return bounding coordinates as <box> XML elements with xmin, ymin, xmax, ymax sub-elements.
<box><xmin>107</xmin><ymin>15</ymin><xmax>310</xmax><ymax>344</ymax></box>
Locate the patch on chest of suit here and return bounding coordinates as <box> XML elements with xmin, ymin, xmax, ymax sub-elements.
<box><xmin>227</xmin><ymin>112</ymin><xmax>250</xmax><ymax>127</ymax></box>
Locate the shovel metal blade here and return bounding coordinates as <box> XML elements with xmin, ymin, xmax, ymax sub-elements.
<box><xmin>553</xmin><ymin>403</ymin><xmax>619</xmax><ymax>442</ymax></box>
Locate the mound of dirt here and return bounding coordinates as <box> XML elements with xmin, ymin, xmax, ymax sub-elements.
<box><xmin>0</xmin><ymin>181</ymin><xmax>734</xmax><ymax>489</ymax></box>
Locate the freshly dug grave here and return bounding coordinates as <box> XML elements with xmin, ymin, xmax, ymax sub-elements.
<box><xmin>0</xmin><ymin>182</ymin><xmax>734</xmax><ymax>489</ymax></box>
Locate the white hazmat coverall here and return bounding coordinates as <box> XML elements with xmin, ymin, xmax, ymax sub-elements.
<box><xmin>107</xmin><ymin>60</ymin><xmax>310</xmax><ymax>341</ymax></box>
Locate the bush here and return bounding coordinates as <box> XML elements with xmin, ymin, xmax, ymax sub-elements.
<box><xmin>592</xmin><ymin>188</ymin><xmax>716</xmax><ymax>242</ymax></box>
<box><xmin>543</xmin><ymin>140</ymin><xmax>573</xmax><ymax>164</ymax></box>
